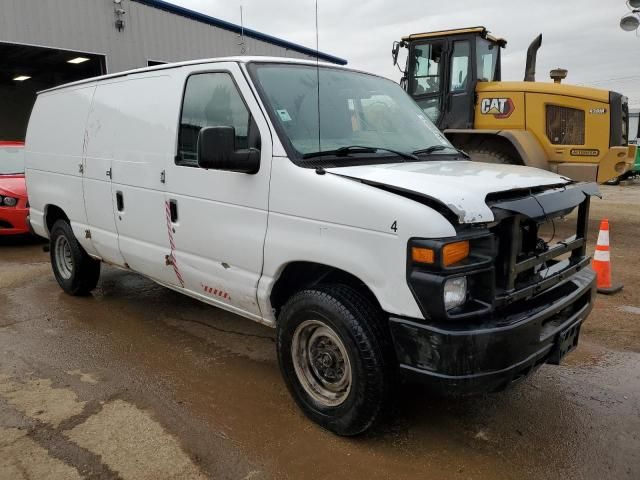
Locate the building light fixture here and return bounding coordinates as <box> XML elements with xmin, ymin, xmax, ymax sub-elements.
<box><xmin>68</xmin><ymin>57</ymin><xmax>90</xmax><ymax>64</ymax></box>
<box><xmin>13</xmin><ymin>75</ymin><xmax>31</xmax><ymax>81</ymax></box>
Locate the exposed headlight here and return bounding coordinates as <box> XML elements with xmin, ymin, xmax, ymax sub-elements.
<box><xmin>444</xmin><ymin>276</ymin><xmax>467</xmax><ymax>311</ymax></box>
<box><xmin>3</xmin><ymin>196</ymin><xmax>18</xmax><ymax>207</ymax></box>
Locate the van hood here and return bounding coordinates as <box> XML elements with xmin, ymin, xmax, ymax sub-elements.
<box><xmin>325</xmin><ymin>161</ymin><xmax>571</xmax><ymax>224</ymax></box>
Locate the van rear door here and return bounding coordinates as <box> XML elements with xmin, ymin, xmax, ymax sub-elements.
<box><xmin>83</xmin><ymin>88</ymin><xmax>127</xmax><ymax>266</ymax></box>
<box><xmin>163</xmin><ymin>63</ymin><xmax>272</xmax><ymax>319</ymax></box>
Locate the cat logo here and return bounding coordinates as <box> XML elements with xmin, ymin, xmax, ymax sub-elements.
<box><xmin>480</xmin><ymin>98</ymin><xmax>515</xmax><ymax>119</ymax></box>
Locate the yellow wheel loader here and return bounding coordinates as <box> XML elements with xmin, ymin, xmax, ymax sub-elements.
<box><xmin>392</xmin><ymin>27</ymin><xmax>636</xmax><ymax>183</ymax></box>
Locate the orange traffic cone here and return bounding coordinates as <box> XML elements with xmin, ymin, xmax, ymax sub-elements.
<box><xmin>591</xmin><ymin>219</ymin><xmax>623</xmax><ymax>294</ymax></box>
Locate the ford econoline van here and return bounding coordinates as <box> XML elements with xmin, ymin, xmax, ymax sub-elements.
<box><xmin>25</xmin><ymin>57</ymin><xmax>598</xmax><ymax>435</ymax></box>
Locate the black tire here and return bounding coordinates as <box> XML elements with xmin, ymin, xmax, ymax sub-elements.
<box><xmin>466</xmin><ymin>147</ymin><xmax>519</xmax><ymax>165</ymax></box>
<box><xmin>276</xmin><ymin>284</ymin><xmax>393</xmax><ymax>436</ymax></box>
<box><xmin>49</xmin><ymin>219</ymin><xmax>100</xmax><ymax>296</ymax></box>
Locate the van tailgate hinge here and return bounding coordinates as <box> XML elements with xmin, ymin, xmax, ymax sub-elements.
<box><xmin>78</xmin><ymin>164</ymin><xmax>84</xmax><ymax>174</ymax></box>
<box><xmin>160</xmin><ymin>170</ymin><xmax>166</xmax><ymax>184</ymax></box>
<box><xmin>85</xmin><ymin>230</ymin><xmax>92</xmax><ymax>239</ymax></box>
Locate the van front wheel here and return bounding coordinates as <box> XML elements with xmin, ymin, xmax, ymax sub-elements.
<box><xmin>50</xmin><ymin>220</ymin><xmax>100</xmax><ymax>295</ymax></box>
<box><xmin>276</xmin><ymin>285</ymin><xmax>391</xmax><ymax>436</ymax></box>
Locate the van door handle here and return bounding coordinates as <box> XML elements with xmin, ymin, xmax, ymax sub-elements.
<box><xmin>116</xmin><ymin>191</ymin><xmax>124</xmax><ymax>212</ymax></box>
<box><xmin>169</xmin><ymin>199</ymin><xmax>178</xmax><ymax>223</ymax></box>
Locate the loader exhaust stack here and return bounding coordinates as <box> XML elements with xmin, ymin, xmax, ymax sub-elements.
<box><xmin>524</xmin><ymin>34</ymin><xmax>543</xmax><ymax>82</ymax></box>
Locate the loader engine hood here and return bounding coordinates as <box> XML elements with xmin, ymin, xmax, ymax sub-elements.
<box><xmin>325</xmin><ymin>160</ymin><xmax>573</xmax><ymax>224</ymax></box>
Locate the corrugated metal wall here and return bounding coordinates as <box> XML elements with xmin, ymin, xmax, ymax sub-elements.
<box><xmin>0</xmin><ymin>0</ymin><xmax>317</xmax><ymax>73</ymax></box>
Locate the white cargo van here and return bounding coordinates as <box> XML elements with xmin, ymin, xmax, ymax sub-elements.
<box><xmin>25</xmin><ymin>57</ymin><xmax>598</xmax><ymax>435</ymax></box>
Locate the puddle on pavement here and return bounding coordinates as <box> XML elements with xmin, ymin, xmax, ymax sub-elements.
<box><xmin>1</xmin><ymin>265</ymin><xmax>639</xmax><ymax>479</ymax></box>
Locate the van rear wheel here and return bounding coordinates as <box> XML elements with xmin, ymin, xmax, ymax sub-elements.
<box><xmin>276</xmin><ymin>284</ymin><xmax>392</xmax><ymax>436</ymax></box>
<box><xmin>50</xmin><ymin>220</ymin><xmax>100</xmax><ymax>296</ymax></box>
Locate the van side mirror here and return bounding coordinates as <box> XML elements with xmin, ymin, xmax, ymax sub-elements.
<box><xmin>197</xmin><ymin>126</ymin><xmax>260</xmax><ymax>174</ymax></box>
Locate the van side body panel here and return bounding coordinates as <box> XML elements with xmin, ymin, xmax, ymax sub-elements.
<box><xmin>24</xmin><ymin>85</ymin><xmax>96</xmax><ymax>248</ymax></box>
<box><xmin>87</xmin><ymin>73</ymin><xmax>182</xmax><ymax>283</ymax></box>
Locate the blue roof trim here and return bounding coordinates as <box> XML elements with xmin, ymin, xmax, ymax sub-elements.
<box><xmin>131</xmin><ymin>0</ymin><xmax>348</xmax><ymax>65</ymax></box>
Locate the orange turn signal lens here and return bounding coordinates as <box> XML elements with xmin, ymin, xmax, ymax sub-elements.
<box><xmin>411</xmin><ymin>247</ymin><xmax>435</xmax><ymax>264</ymax></box>
<box><xmin>442</xmin><ymin>241</ymin><xmax>470</xmax><ymax>266</ymax></box>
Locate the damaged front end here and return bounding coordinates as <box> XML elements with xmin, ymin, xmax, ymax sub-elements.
<box><xmin>390</xmin><ymin>182</ymin><xmax>599</xmax><ymax>395</ymax></box>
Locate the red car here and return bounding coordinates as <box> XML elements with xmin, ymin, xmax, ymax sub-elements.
<box><xmin>0</xmin><ymin>141</ymin><xmax>30</xmax><ymax>235</ymax></box>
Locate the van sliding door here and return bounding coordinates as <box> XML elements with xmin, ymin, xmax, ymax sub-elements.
<box><xmin>83</xmin><ymin>88</ymin><xmax>127</xmax><ymax>266</ymax></box>
<box><xmin>87</xmin><ymin>74</ymin><xmax>182</xmax><ymax>287</ymax></box>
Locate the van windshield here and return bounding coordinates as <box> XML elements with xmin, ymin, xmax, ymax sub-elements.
<box><xmin>0</xmin><ymin>146</ymin><xmax>25</xmax><ymax>175</ymax></box>
<box><xmin>249</xmin><ymin>63</ymin><xmax>454</xmax><ymax>164</ymax></box>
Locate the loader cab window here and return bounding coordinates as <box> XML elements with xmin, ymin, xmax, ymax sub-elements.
<box><xmin>630</xmin><ymin>114</ymin><xmax>639</xmax><ymax>144</ymax></box>
<box><xmin>450</xmin><ymin>41</ymin><xmax>470</xmax><ymax>92</ymax></box>
<box><xmin>411</xmin><ymin>43</ymin><xmax>443</xmax><ymax>95</ymax></box>
<box><xmin>410</xmin><ymin>42</ymin><xmax>444</xmax><ymax>123</ymax></box>
<box><xmin>177</xmin><ymin>72</ymin><xmax>253</xmax><ymax>166</ymax></box>
<box><xmin>476</xmin><ymin>38</ymin><xmax>500</xmax><ymax>82</ymax></box>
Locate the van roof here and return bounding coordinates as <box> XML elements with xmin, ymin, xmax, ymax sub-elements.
<box><xmin>39</xmin><ymin>56</ymin><xmax>346</xmax><ymax>95</ymax></box>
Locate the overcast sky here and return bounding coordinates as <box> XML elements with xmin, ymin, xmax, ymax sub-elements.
<box><xmin>169</xmin><ymin>0</ymin><xmax>640</xmax><ymax>107</ymax></box>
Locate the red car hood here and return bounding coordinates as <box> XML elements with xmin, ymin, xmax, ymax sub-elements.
<box><xmin>0</xmin><ymin>174</ymin><xmax>27</xmax><ymax>198</ymax></box>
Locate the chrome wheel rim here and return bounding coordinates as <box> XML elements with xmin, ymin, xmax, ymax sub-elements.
<box><xmin>54</xmin><ymin>235</ymin><xmax>73</xmax><ymax>280</ymax></box>
<box><xmin>291</xmin><ymin>319</ymin><xmax>352</xmax><ymax>407</ymax></box>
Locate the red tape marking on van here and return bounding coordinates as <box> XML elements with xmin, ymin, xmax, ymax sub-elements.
<box><xmin>201</xmin><ymin>283</ymin><xmax>231</xmax><ymax>300</ymax></box>
<box><xmin>164</xmin><ymin>201</ymin><xmax>185</xmax><ymax>287</ymax></box>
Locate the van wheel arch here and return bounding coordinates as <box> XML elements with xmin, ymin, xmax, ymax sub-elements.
<box><xmin>269</xmin><ymin>262</ymin><xmax>383</xmax><ymax>319</ymax></box>
<box><xmin>44</xmin><ymin>205</ymin><xmax>70</xmax><ymax>235</ymax></box>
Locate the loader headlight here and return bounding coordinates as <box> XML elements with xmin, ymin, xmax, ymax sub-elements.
<box><xmin>444</xmin><ymin>276</ymin><xmax>467</xmax><ymax>311</ymax></box>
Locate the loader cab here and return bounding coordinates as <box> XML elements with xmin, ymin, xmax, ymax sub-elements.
<box><xmin>395</xmin><ymin>27</ymin><xmax>505</xmax><ymax>129</ymax></box>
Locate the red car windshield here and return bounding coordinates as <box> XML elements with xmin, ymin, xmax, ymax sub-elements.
<box><xmin>0</xmin><ymin>143</ymin><xmax>25</xmax><ymax>175</ymax></box>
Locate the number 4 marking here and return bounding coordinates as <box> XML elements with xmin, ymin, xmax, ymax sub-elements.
<box><xmin>390</xmin><ymin>221</ymin><xmax>398</xmax><ymax>232</ymax></box>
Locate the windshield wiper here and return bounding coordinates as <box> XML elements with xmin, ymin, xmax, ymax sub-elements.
<box><xmin>413</xmin><ymin>145</ymin><xmax>470</xmax><ymax>158</ymax></box>
<box><xmin>303</xmin><ymin>145</ymin><xmax>418</xmax><ymax>161</ymax></box>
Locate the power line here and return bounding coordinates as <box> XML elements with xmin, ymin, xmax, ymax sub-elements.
<box><xmin>576</xmin><ymin>74</ymin><xmax>640</xmax><ymax>86</ymax></box>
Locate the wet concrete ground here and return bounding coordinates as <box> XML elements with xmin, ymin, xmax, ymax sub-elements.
<box><xmin>1</xmin><ymin>182</ymin><xmax>639</xmax><ymax>479</ymax></box>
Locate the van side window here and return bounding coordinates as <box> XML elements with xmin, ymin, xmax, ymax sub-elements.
<box><xmin>177</xmin><ymin>73</ymin><xmax>253</xmax><ymax>166</ymax></box>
